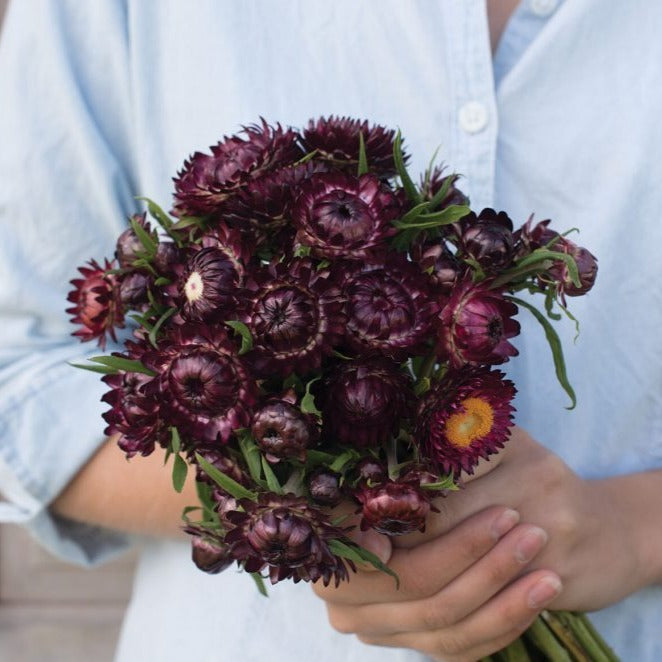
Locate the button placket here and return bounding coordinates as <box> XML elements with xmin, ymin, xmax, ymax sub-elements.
<box><xmin>442</xmin><ymin>0</ymin><xmax>498</xmax><ymax>210</ymax></box>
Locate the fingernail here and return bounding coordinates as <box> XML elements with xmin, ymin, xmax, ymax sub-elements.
<box><xmin>491</xmin><ymin>508</ymin><xmax>520</xmax><ymax>540</ymax></box>
<box><xmin>515</xmin><ymin>527</ymin><xmax>548</xmax><ymax>563</ymax></box>
<box><xmin>354</xmin><ymin>529</ymin><xmax>392</xmax><ymax>565</ymax></box>
<box><xmin>528</xmin><ymin>576</ymin><xmax>562</xmax><ymax>608</ymax></box>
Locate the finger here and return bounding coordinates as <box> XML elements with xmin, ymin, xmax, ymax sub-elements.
<box><xmin>314</xmin><ymin>505</ymin><xmax>520</xmax><ymax>605</ymax></box>
<box><xmin>394</xmin><ymin>434</ymin><xmax>543</xmax><ymax>549</ymax></box>
<box><xmin>355</xmin><ymin>570</ymin><xmax>562</xmax><ymax>659</ymax></box>
<box><xmin>325</xmin><ymin>523</ymin><xmax>547</xmax><ymax>636</ymax></box>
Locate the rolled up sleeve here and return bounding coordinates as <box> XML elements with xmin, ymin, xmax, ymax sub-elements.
<box><xmin>0</xmin><ymin>0</ymin><xmax>138</xmax><ymax>564</ymax></box>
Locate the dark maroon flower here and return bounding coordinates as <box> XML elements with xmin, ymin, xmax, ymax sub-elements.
<box><xmin>301</xmin><ymin>116</ymin><xmax>404</xmax><ymax>177</ymax></box>
<box><xmin>416</xmin><ymin>367</ymin><xmax>516</xmax><ymax>477</ymax></box>
<box><xmin>251</xmin><ymin>399</ymin><xmax>318</xmax><ymax>462</ymax></box>
<box><xmin>145</xmin><ymin>324</ymin><xmax>257</xmax><ymax>445</ymax></box>
<box><xmin>193</xmin><ymin>447</ymin><xmax>248</xmax><ymax>486</ymax></box>
<box><xmin>460</xmin><ymin>208</ymin><xmax>515</xmax><ymax>272</ymax></box>
<box><xmin>321</xmin><ymin>358</ymin><xmax>414</xmax><ymax>448</ymax></box>
<box><xmin>154</xmin><ymin>241</ymin><xmax>181</xmax><ymax>275</ymax></box>
<box><xmin>178</xmin><ymin>224</ymin><xmax>249</xmax><ymax>322</ymax></box>
<box><xmin>67</xmin><ymin>258</ymin><xmax>124</xmax><ymax>349</ymax></box>
<box><xmin>547</xmin><ymin>238</ymin><xmax>598</xmax><ymax>299</ymax></box>
<box><xmin>242</xmin><ymin>259</ymin><xmax>345</xmax><ymax>377</ymax></box>
<box><xmin>225</xmin><ymin>493</ymin><xmax>354</xmax><ymax>586</ymax></box>
<box><xmin>173</xmin><ymin>120</ymin><xmax>303</xmax><ymax>216</ymax></box>
<box><xmin>188</xmin><ymin>531</ymin><xmax>234</xmax><ymax>574</ymax></box>
<box><xmin>115</xmin><ymin>213</ymin><xmax>154</xmax><ymax>268</ymax></box>
<box><xmin>292</xmin><ymin>172</ymin><xmax>400</xmax><ymax>259</ymax></box>
<box><xmin>412</xmin><ymin>241</ymin><xmax>464</xmax><ymax>297</ymax></box>
<box><xmin>308</xmin><ymin>469</ymin><xmax>342</xmax><ymax>507</ymax></box>
<box><xmin>438</xmin><ymin>279</ymin><xmax>520</xmax><ymax>367</ymax></box>
<box><xmin>419</xmin><ymin>169</ymin><xmax>468</xmax><ymax>208</ymax></box>
<box><xmin>102</xmin><ymin>366</ymin><xmax>165</xmax><ymax>458</ymax></box>
<box><xmin>341</xmin><ymin>254</ymin><xmax>438</xmax><ymax>360</ymax></box>
<box><xmin>119</xmin><ymin>272</ymin><xmax>150</xmax><ymax>309</ymax></box>
<box><xmin>221</xmin><ymin>162</ymin><xmax>328</xmax><ymax>245</ymax></box>
<box><xmin>351</xmin><ymin>457</ymin><xmax>388</xmax><ymax>487</ymax></box>
<box><xmin>355</xmin><ymin>481</ymin><xmax>431</xmax><ymax>535</ymax></box>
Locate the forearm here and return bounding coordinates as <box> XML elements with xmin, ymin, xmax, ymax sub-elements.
<box><xmin>51</xmin><ymin>435</ymin><xmax>197</xmax><ymax>539</ymax></box>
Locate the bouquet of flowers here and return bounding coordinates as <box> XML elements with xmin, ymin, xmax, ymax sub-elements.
<box><xmin>67</xmin><ymin>117</ymin><xmax>615</xmax><ymax>661</ymax></box>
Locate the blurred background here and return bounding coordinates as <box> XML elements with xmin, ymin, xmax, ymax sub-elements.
<box><xmin>0</xmin><ymin>2</ymin><xmax>137</xmax><ymax>660</ymax></box>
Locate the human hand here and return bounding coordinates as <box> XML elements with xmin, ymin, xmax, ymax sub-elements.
<box><xmin>313</xmin><ymin>427</ymin><xmax>652</xmax><ymax>661</ymax></box>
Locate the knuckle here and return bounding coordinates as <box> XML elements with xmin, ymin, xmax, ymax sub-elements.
<box><xmin>537</xmin><ymin>454</ymin><xmax>568</xmax><ymax>491</ymax></box>
<box><xmin>420</xmin><ymin>600</ymin><xmax>455</xmax><ymax>631</ymax></box>
<box><xmin>550</xmin><ymin>505</ymin><xmax>579</xmax><ymax>540</ymax></box>
<box><xmin>326</xmin><ymin>606</ymin><xmax>356</xmax><ymax>635</ymax></box>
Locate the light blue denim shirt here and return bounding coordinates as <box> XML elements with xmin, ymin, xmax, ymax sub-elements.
<box><xmin>1</xmin><ymin>1</ymin><xmax>661</xmax><ymax>660</ymax></box>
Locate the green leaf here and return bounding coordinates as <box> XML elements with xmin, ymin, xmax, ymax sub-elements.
<box><xmin>149</xmin><ymin>307</ymin><xmax>177</xmax><ymax>347</ymax></box>
<box><xmin>163</xmin><ymin>447</ymin><xmax>172</xmax><ymax>466</ymax></box>
<box><xmin>393</xmin><ymin>204</ymin><xmax>470</xmax><ymax>230</ymax></box>
<box><xmin>300</xmin><ymin>376</ymin><xmax>322</xmax><ymax>419</ymax></box>
<box><xmin>154</xmin><ymin>276</ymin><xmax>171</xmax><ymax>286</ymax></box>
<box><xmin>316</xmin><ymin>259</ymin><xmax>331</xmax><ymax>270</ymax></box>
<box><xmin>507</xmin><ymin>296</ymin><xmax>577</xmax><ymax>409</ymax></box>
<box><xmin>414</xmin><ymin>377</ymin><xmax>431</xmax><ymax>397</ymax></box>
<box><xmin>393</xmin><ymin>130</ymin><xmax>421</xmax><ymax>204</ymax></box>
<box><xmin>329</xmin><ymin>449</ymin><xmax>358</xmax><ymax>473</ymax></box>
<box><xmin>135</xmin><ymin>196</ymin><xmax>174</xmax><ymax>231</ymax></box>
<box><xmin>238</xmin><ymin>431</ymin><xmax>263</xmax><ymax>484</ymax></box>
<box><xmin>88</xmin><ymin>356</ymin><xmax>156</xmax><ymax>376</ymax></box>
<box><xmin>427</xmin><ymin>172</ymin><xmax>456</xmax><ymax>211</ymax></box>
<box><xmin>398</xmin><ymin>201</ymin><xmax>430</xmax><ymax>225</ymax></box>
<box><xmin>420</xmin><ymin>474</ymin><xmax>458</xmax><ymax>491</ymax></box>
<box><xmin>357</xmin><ymin>132</ymin><xmax>369</xmax><ymax>176</ymax></box>
<box><xmin>293</xmin><ymin>244</ymin><xmax>312</xmax><ymax>258</ymax></box>
<box><xmin>130</xmin><ymin>216</ymin><xmax>158</xmax><ymax>257</ymax></box>
<box><xmin>195</xmin><ymin>453</ymin><xmax>257</xmax><ymax>501</ymax></box>
<box><xmin>170</xmin><ymin>427</ymin><xmax>181</xmax><ymax>454</ymax></box>
<box><xmin>172</xmin><ymin>454</ymin><xmax>188</xmax><ymax>493</ymax></box>
<box><xmin>514</xmin><ymin>249</ymin><xmax>581</xmax><ymax>288</ymax></box>
<box><xmin>422</xmin><ymin>144</ymin><xmax>441</xmax><ymax>191</ymax></box>
<box><xmin>261</xmin><ymin>456</ymin><xmax>283</xmax><ymax>494</ymax></box>
<box><xmin>171</xmin><ymin>216</ymin><xmax>205</xmax><ymax>231</ymax></box>
<box><xmin>305</xmin><ymin>449</ymin><xmax>337</xmax><ymax>466</ymax></box>
<box><xmin>195</xmin><ymin>481</ymin><xmax>217</xmax><ymax>514</ymax></box>
<box><xmin>68</xmin><ymin>361</ymin><xmax>117</xmax><ymax>375</ymax></box>
<box><xmin>282</xmin><ymin>373</ymin><xmax>304</xmax><ymax>393</ymax></box>
<box><xmin>250</xmin><ymin>572</ymin><xmax>269</xmax><ymax>597</ymax></box>
<box><xmin>294</xmin><ymin>149</ymin><xmax>319</xmax><ymax>166</ymax></box>
<box><xmin>225</xmin><ymin>320</ymin><xmax>253</xmax><ymax>355</ymax></box>
<box><xmin>328</xmin><ymin>539</ymin><xmax>399</xmax><ymax>587</ymax></box>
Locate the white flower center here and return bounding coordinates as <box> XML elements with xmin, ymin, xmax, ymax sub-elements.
<box><xmin>184</xmin><ymin>271</ymin><xmax>204</xmax><ymax>303</ymax></box>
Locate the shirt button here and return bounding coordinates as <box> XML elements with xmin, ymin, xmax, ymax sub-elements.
<box><xmin>458</xmin><ymin>101</ymin><xmax>489</xmax><ymax>134</ymax></box>
<box><xmin>529</xmin><ymin>0</ymin><xmax>559</xmax><ymax>17</ymax></box>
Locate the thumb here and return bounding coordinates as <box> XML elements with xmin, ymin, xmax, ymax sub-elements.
<box><xmin>350</xmin><ymin>526</ymin><xmax>393</xmax><ymax>570</ymax></box>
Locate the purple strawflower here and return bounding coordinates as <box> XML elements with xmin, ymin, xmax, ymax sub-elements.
<box><xmin>225</xmin><ymin>493</ymin><xmax>354</xmax><ymax>586</ymax></box>
<box><xmin>341</xmin><ymin>254</ymin><xmax>438</xmax><ymax>360</ymax></box>
<box><xmin>355</xmin><ymin>480</ymin><xmax>431</xmax><ymax>535</ymax></box>
<box><xmin>320</xmin><ymin>358</ymin><xmax>414</xmax><ymax>448</ymax></box>
<box><xmin>143</xmin><ymin>324</ymin><xmax>257</xmax><ymax>445</ymax></box>
<box><xmin>301</xmin><ymin>116</ymin><xmax>405</xmax><ymax>177</ymax></box>
<box><xmin>251</xmin><ymin>398</ymin><xmax>319</xmax><ymax>463</ymax></box>
<box><xmin>173</xmin><ymin>120</ymin><xmax>303</xmax><ymax>216</ymax></box>
<box><xmin>242</xmin><ymin>258</ymin><xmax>345</xmax><ymax>377</ymax></box>
<box><xmin>438</xmin><ymin>279</ymin><xmax>520</xmax><ymax>367</ymax></box>
<box><xmin>292</xmin><ymin>172</ymin><xmax>400</xmax><ymax>259</ymax></box>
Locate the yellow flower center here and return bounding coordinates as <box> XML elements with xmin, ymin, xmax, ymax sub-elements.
<box><xmin>184</xmin><ymin>271</ymin><xmax>204</xmax><ymax>303</ymax></box>
<box><xmin>445</xmin><ymin>397</ymin><xmax>494</xmax><ymax>448</ymax></box>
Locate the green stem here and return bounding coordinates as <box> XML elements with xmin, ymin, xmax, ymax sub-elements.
<box><xmin>523</xmin><ymin>615</ymin><xmax>573</xmax><ymax>661</ymax></box>
<box><xmin>553</xmin><ymin>612</ymin><xmax>620</xmax><ymax>662</ymax></box>
<box><xmin>497</xmin><ymin>636</ymin><xmax>533</xmax><ymax>661</ymax></box>
<box><xmin>417</xmin><ymin>352</ymin><xmax>437</xmax><ymax>381</ymax></box>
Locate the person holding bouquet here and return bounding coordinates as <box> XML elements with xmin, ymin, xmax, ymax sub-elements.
<box><xmin>1</xmin><ymin>1</ymin><xmax>661</xmax><ymax>661</ymax></box>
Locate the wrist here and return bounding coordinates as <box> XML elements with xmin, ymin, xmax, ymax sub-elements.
<box><xmin>591</xmin><ymin>470</ymin><xmax>662</xmax><ymax>591</ymax></box>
